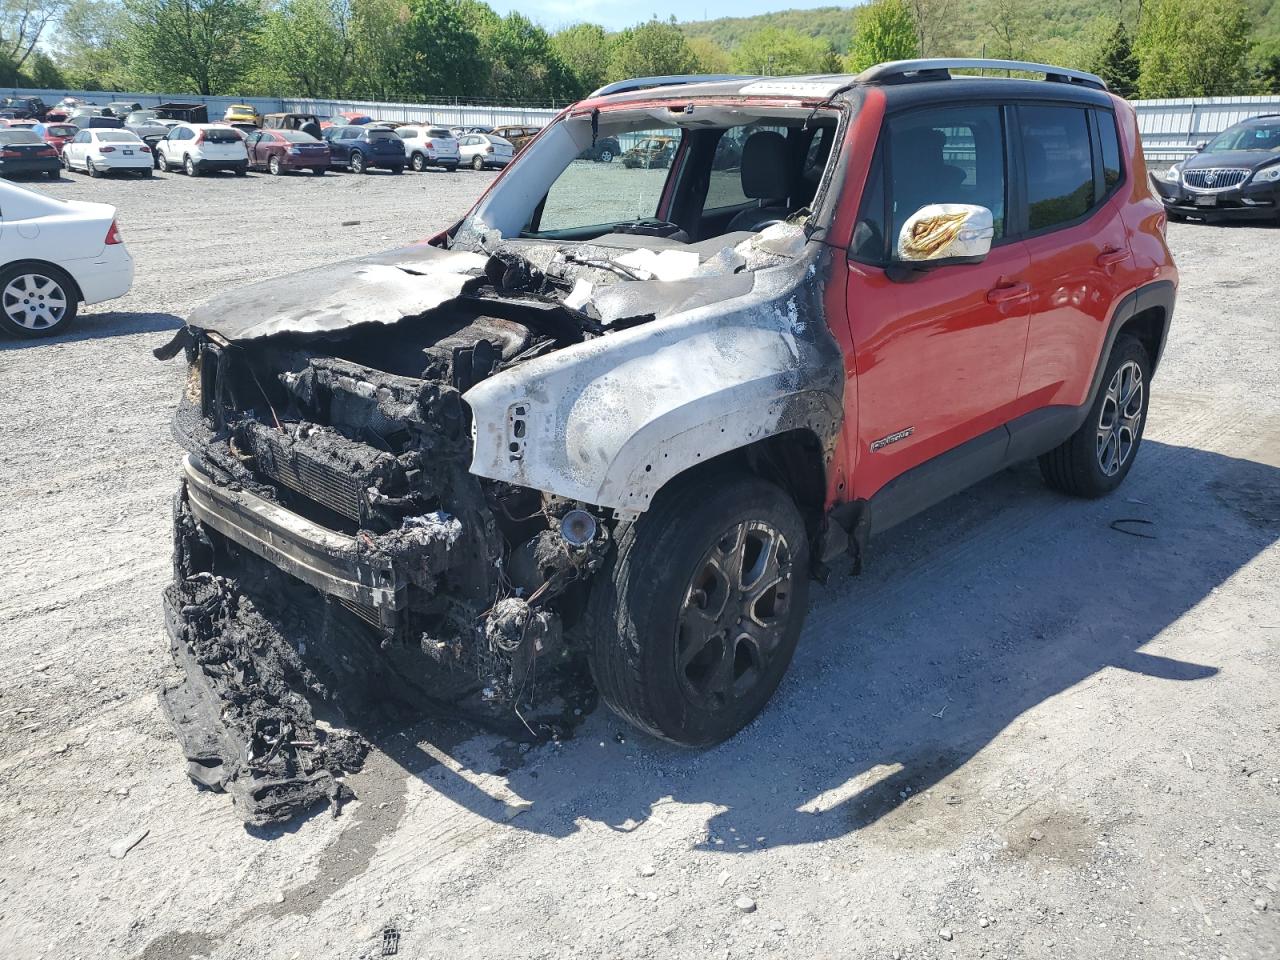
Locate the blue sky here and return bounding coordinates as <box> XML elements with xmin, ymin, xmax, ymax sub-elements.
<box><xmin>484</xmin><ymin>0</ymin><xmax>855</xmax><ymax>33</ymax></box>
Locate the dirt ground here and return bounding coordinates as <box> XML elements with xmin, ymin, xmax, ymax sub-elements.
<box><xmin>0</xmin><ymin>168</ymin><xmax>1277</xmax><ymax>960</ymax></box>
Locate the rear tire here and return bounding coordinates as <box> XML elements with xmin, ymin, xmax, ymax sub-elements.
<box><xmin>1038</xmin><ymin>335</ymin><xmax>1151</xmax><ymax>498</ymax></box>
<box><xmin>268</xmin><ymin>155</ymin><xmax>281</xmax><ymax>176</ymax></box>
<box><xmin>0</xmin><ymin>263</ymin><xmax>78</xmax><ymax>338</ymax></box>
<box><xmin>140</xmin><ymin>167</ymin><xmax>153</xmax><ymax>178</ymax></box>
<box><xmin>313</xmin><ymin>167</ymin><xmax>326</xmax><ymax>175</ymax></box>
<box><xmin>87</xmin><ymin>158</ymin><xmax>100</xmax><ymax>178</ymax></box>
<box><xmin>586</xmin><ymin>472</ymin><xmax>810</xmax><ymax>747</ymax></box>
<box><xmin>233</xmin><ymin>163</ymin><xmax>247</xmax><ymax>177</ymax></box>
<box><xmin>471</xmin><ymin>155</ymin><xmax>484</xmax><ymax>171</ymax></box>
<box><xmin>411</xmin><ymin>152</ymin><xmax>426</xmax><ymax>172</ymax></box>
<box><xmin>444</xmin><ymin>164</ymin><xmax>457</xmax><ymax>172</ymax></box>
<box><xmin>389</xmin><ymin>165</ymin><xmax>403</xmax><ymax>174</ymax></box>
<box><xmin>350</xmin><ymin>152</ymin><xmax>365</xmax><ymax>174</ymax></box>
<box><xmin>184</xmin><ymin>156</ymin><xmax>198</xmax><ymax>177</ymax></box>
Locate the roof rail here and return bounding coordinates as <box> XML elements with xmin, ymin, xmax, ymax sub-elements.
<box><xmin>857</xmin><ymin>58</ymin><xmax>1107</xmax><ymax>91</ymax></box>
<box><xmin>588</xmin><ymin>74</ymin><xmax>756</xmax><ymax>98</ymax></box>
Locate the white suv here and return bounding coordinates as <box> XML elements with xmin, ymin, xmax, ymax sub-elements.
<box><xmin>396</xmin><ymin>125</ymin><xmax>459</xmax><ymax>172</ymax></box>
<box><xmin>156</xmin><ymin>123</ymin><xmax>248</xmax><ymax>177</ymax></box>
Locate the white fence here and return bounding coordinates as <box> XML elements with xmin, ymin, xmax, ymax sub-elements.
<box><xmin>5</xmin><ymin>84</ymin><xmax>1279</xmax><ymax>158</ymax></box>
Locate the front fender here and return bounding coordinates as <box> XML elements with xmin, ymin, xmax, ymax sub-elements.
<box><xmin>462</xmin><ymin>248</ymin><xmax>845</xmax><ymax>511</ymax></box>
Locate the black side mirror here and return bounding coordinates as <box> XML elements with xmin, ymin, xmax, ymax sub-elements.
<box><xmin>1195</xmin><ymin>141</ymin><xmax>1207</xmax><ymax>153</ymax></box>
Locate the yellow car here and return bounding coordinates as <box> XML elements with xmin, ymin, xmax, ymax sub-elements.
<box><xmin>222</xmin><ymin>104</ymin><xmax>262</xmax><ymax>127</ymax></box>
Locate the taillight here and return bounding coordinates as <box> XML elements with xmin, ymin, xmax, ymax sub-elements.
<box><xmin>425</xmin><ymin>140</ymin><xmax>434</xmax><ymax>150</ymax></box>
<box><xmin>36</xmin><ymin>146</ymin><xmax>55</xmax><ymax>156</ymax></box>
<box><xmin>99</xmin><ymin>146</ymin><xmax>116</xmax><ymax>153</ymax></box>
<box><xmin>484</xmin><ymin>145</ymin><xmax>494</xmax><ymax>154</ymax></box>
<box><xmin>105</xmin><ymin>221</ymin><xmax>122</xmax><ymax>245</ymax></box>
<box><xmin>140</xmin><ymin>145</ymin><xmax>151</xmax><ymax>153</ymax></box>
<box><xmin>1</xmin><ymin>149</ymin><xmax>21</xmax><ymax>158</ymax></box>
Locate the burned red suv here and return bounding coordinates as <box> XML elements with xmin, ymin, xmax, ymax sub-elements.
<box><xmin>158</xmin><ymin>59</ymin><xmax>1176</xmax><ymax>824</ymax></box>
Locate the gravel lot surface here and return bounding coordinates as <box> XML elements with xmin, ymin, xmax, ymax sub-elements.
<box><xmin>0</xmin><ymin>168</ymin><xmax>1277</xmax><ymax>960</ymax></box>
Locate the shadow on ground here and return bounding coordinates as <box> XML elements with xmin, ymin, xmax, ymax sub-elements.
<box><xmin>337</xmin><ymin>438</ymin><xmax>1277</xmax><ymax>853</ymax></box>
<box><xmin>0</xmin><ymin>311</ymin><xmax>181</xmax><ymax>349</ymax></box>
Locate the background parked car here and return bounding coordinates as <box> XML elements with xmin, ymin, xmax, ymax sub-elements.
<box><xmin>2</xmin><ymin>96</ymin><xmax>46</xmax><ymax>119</ymax></box>
<box><xmin>2</xmin><ymin>119</ymin><xmax>38</xmax><ymax>131</ymax></box>
<box><xmin>622</xmin><ymin>136</ymin><xmax>675</xmax><ymax>168</ymax></box>
<box><xmin>245</xmin><ymin>129</ymin><xmax>329</xmax><ymax>175</ymax></box>
<box><xmin>396</xmin><ymin>125</ymin><xmax>459</xmax><ymax>171</ymax></box>
<box><xmin>579</xmin><ymin>135</ymin><xmax>621</xmax><ymax>163</ymax></box>
<box><xmin>156</xmin><ymin>123</ymin><xmax>248</xmax><ymax>176</ymax></box>
<box><xmin>68</xmin><ymin>110</ymin><xmax>124</xmax><ymax>131</ymax></box>
<box><xmin>44</xmin><ymin>109</ymin><xmax>70</xmax><ymax>124</ymax></box>
<box><xmin>264</xmin><ymin>112</ymin><xmax>321</xmax><ymax>131</ymax></box>
<box><xmin>335</xmin><ymin>112</ymin><xmax>373</xmax><ymax>126</ymax></box>
<box><xmin>457</xmin><ymin>132</ymin><xmax>513</xmax><ymax>170</ymax></box>
<box><xmin>62</xmin><ymin>128</ymin><xmax>153</xmax><ymax>178</ymax></box>
<box><xmin>322</xmin><ymin>125</ymin><xmax>404</xmax><ymax>174</ymax></box>
<box><xmin>35</xmin><ymin>122</ymin><xmax>79</xmax><ymax>154</ymax></box>
<box><xmin>223</xmin><ymin>104</ymin><xmax>262</xmax><ymax>126</ymax></box>
<box><xmin>491</xmin><ymin>124</ymin><xmax>541</xmax><ymax>151</ymax></box>
<box><xmin>0</xmin><ymin>178</ymin><xmax>132</xmax><ymax>338</ymax></box>
<box><xmin>104</xmin><ymin>101</ymin><xmax>143</xmax><ymax>118</ymax></box>
<box><xmin>124</xmin><ymin>110</ymin><xmax>171</xmax><ymax>139</ymax></box>
<box><xmin>0</xmin><ymin>129</ymin><xmax>60</xmax><ymax>179</ymax></box>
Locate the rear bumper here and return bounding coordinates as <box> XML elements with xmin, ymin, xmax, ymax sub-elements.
<box><xmin>194</xmin><ymin>157</ymin><xmax>247</xmax><ymax>172</ymax></box>
<box><xmin>96</xmin><ymin>154</ymin><xmax>153</xmax><ymax>170</ymax></box>
<box><xmin>182</xmin><ymin>455</ymin><xmax>406</xmax><ymax>628</ymax></box>
<box><xmin>0</xmin><ymin>157</ymin><xmax>58</xmax><ymax>176</ymax></box>
<box><xmin>64</xmin><ymin>241</ymin><xmax>133</xmax><ymax>305</ymax></box>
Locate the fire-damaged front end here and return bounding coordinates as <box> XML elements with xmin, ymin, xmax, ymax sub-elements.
<box><xmin>157</xmin><ymin>90</ymin><xmax>851</xmax><ymax>825</ymax></box>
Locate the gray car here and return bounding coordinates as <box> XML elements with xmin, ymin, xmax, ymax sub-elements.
<box><xmin>125</xmin><ymin>110</ymin><xmax>172</xmax><ymax>140</ymax></box>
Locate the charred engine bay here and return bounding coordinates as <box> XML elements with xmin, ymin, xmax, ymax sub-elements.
<box><xmin>161</xmin><ymin>258</ymin><xmax>630</xmax><ymax>827</ymax></box>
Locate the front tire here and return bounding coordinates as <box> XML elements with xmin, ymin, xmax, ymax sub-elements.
<box><xmin>598</xmin><ymin>148</ymin><xmax>614</xmax><ymax>163</ymax></box>
<box><xmin>87</xmin><ymin>158</ymin><xmax>101</xmax><ymax>178</ymax></box>
<box><xmin>0</xmin><ymin>263</ymin><xmax>78</xmax><ymax>338</ymax></box>
<box><xmin>586</xmin><ymin>473</ymin><xmax>810</xmax><ymax>747</ymax></box>
<box><xmin>1039</xmin><ymin>335</ymin><xmax>1151</xmax><ymax>498</ymax></box>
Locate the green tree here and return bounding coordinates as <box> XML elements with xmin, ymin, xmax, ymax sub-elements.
<box><xmin>2</xmin><ymin>0</ymin><xmax>67</xmax><ymax>77</ymax></box>
<box><xmin>551</xmin><ymin>22</ymin><xmax>614</xmax><ymax>95</ymax></box>
<box><xmin>688</xmin><ymin>35</ymin><xmax>731</xmax><ymax>74</ymax></box>
<box><xmin>257</xmin><ymin>0</ymin><xmax>353</xmax><ymax>97</ymax></box>
<box><xmin>1136</xmin><ymin>0</ymin><xmax>1252</xmax><ymax>97</ymax></box>
<box><xmin>845</xmin><ymin>0</ymin><xmax>918</xmax><ymax>73</ymax></box>
<box><xmin>349</xmin><ymin>0</ymin><xmax>408</xmax><ymax>100</ymax></box>
<box><xmin>123</xmin><ymin>0</ymin><xmax>261</xmax><ymax>94</ymax></box>
<box><xmin>982</xmin><ymin>0</ymin><xmax>1035</xmax><ymax>61</ymax></box>
<box><xmin>1089</xmin><ymin>19</ymin><xmax>1138</xmax><ymax>97</ymax></box>
<box><xmin>607</xmin><ymin>17</ymin><xmax>698</xmax><ymax>81</ymax></box>
<box><xmin>480</xmin><ymin>12</ymin><xmax>575</xmax><ymax>102</ymax></box>
<box><xmin>731</xmin><ymin>26</ymin><xmax>840</xmax><ymax>75</ymax></box>
<box><xmin>52</xmin><ymin>0</ymin><xmax>132</xmax><ymax>89</ymax></box>
<box><xmin>400</xmin><ymin>0</ymin><xmax>485</xmax><ymax>99</ymax></box>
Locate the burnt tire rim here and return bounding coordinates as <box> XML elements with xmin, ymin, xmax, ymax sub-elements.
<box><xmin>1097</xmin><ymin>359</ymin><xmax>1144</xmax><ymax>477</ymax></box>
<box><xmin>676</xmin><ymin>520</ymin><xmax>795</xmax><ymax>711</ymax></box>
<box><xmin>4</xmin><ymin>273</ymin><xmax>68</xmax><ymax>331</ymax></box>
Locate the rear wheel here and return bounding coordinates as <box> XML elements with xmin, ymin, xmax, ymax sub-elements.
<box><xmin>350</xmin><ymin>152</ymin><xmax>365</xmax><ymax>174</ymax></box>
<box><xmin>471</xmin><ymin>154</ymin><xmax>484</xmax><ymax>171</ymax></box>
<box><xmin>0</xmin><ymin>264</ymin><xmax>78</xmax><ymax>338</ymax></box>
<box><xmin>1039</xmin><ymin>335</ymin><xmax>1151</xmax><ymax>498</ymax></box>
<box><xmin>389</xmin><ymin>165</ymin><xmax>403</xmax><ymax>174</ymax></box>
<box><xmin>268</xmin><ymin>155</ymin><xmax>282</xmax><ymax>175</ymax></box>
<box><xmin>233</xmin><ymin>163</ymin><xmax>247</xmax><ymax>177</ymax></box>
<box><xmin>184</xmin><ymin>156</ymin><xmax>197</xmax><ymax>177</ymax></box>
<box><xmin>140</xmin><ymin>167</ymin><xmax>153</xmax><ymax>178</ymax></box>
<box><xmin>87</xmin><ymin>158</ymin><xmax>100</xmax><ymax>178</ymax></box>
<box><xmin>46</xmin><ymin>168</ymin><xmax>59</xmax><ymax>180</ymax></box>
<box><xmin>411</xmin><ymin>152</ymin><xmax>426</xmax><ymax>172</ymax></box>
<box><xmin>313</xmin><ymin>167</ymin><xmax>326</xmax><ymax>176</ymax></box>
<box><xmin>586</xmin><ymin>472</ymin><xmax>810</xmax><ymax>746</ymax></box>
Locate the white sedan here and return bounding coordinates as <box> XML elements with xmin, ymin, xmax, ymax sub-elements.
<box><xmin>61</xmin><ymin>128</ymin><xmax>154</xmax><ymax>178</ymax></box>
<box><xmin>0</xmin><ymin>179</ymin><xmax>134</xmax><ymax>337</ymax></box>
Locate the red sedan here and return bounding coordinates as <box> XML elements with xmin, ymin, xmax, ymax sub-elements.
<box><xmin>38</xmin><ymin>122</ymin><xmax>79</xmax><ymax>155</ymax></box>
<box><xmin>244</xmin><ymin>129</ymin><xmax>330</xmax><ymax>175</ymax></box>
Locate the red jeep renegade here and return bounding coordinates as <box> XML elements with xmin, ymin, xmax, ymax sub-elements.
<box><xmin>162</xmin><ymin>58</ymin><xmax>1176</xmax><ymax>821</ymax></box>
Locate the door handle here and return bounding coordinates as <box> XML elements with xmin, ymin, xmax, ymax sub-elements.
<box><xmin>986</xmin><ymin>281</ymin><xmax>1031</xmax><ymax>304</ymax></box>
<box><xmin>1096</xmin><ymin>247</ymin><xmax>1130</xmax><ymax>267</ymax></box>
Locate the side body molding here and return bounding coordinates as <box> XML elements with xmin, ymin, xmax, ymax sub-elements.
<box><xmin>463</xmin><ymin>247</ymin><xmax>847</xmax><ymax>511</ymax></box>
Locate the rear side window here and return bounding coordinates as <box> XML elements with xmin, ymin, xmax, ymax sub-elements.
<box><xmin>367</xmin><ymin>130</ymin><xmax>397</xmax><ymax>141</ymax></box>
<box><xmin>1018</xmin><ymin>105</ymin><xmax>1094</xmax><ymax>232</ymax></box>
<box><xmin>1096</xmin><ymin>110</ymin><xmax>1123</xmax><ymax>192</ymax></box>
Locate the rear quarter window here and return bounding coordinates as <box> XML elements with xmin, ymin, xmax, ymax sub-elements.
<box><xmin>203</xmin><ymin>128</ymin><xmax>240</xmax><ymax>143</ymax></box>
<box><xmin>1096</xmin><ymin>110</ymin><xmax>1123</xmax><ymax>192</ymax></box>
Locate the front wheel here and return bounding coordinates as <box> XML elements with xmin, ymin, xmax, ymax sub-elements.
<box><xmin>471</xmin><ymin>155</ymin><xmax>484</xmax><ymax>171</ymax></box>
<box><xmin>586</xmin><ymin>473</ymin><xmax>810</xmax><ymax>747</ymax></box>
<box><xmin>0</xmin><ymin>263</ymin><xmax>78</xmax><ymax>338</ymax></box>
<box><xmin>350</xmin><ymin>152</ymin><xmax>365</xmax><ymax>174</ymax></box>
<box><xmin>598</xmin><ymin>148</ymin><xmax>614</xmax><ymax>163</ymax></box>
<box><xmin>1039</xmin><ymin>335</ymin><xmax>1151</xmax><ymax>498</ymax></box>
